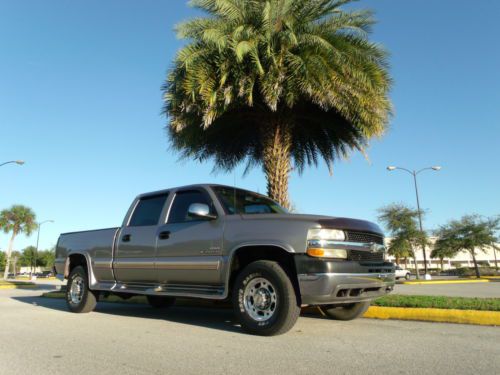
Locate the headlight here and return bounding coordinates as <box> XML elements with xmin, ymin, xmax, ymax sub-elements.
<box><xmin>307</xmin><ymin>228</ymin><xmax>345</xmax><ymax>241</ymax></box>
<box><xmin>306</xmin><ymin>228</ymin><xmax>347</xmax><ymax>259</ymax></box>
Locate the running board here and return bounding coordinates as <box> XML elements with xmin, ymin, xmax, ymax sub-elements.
<box><xmin>92</xmin><ymin>281</ymin><xmax>226</xmax><ymax>300</ymax></box>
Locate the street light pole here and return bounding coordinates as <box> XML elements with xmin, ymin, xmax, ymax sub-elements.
<box><xmin>387</xmin><ymin>166</ymin><xmax>441</xmax><ymax>278</ymax></box>
<box><xmin>0</xmin><ymin>160</ymin><xmax>25</xmax><ymax>167</ymax></box>
<box><xmin>34</xmin><ymin>220</ymin><xmax>54</xmax><ymax>277</ymax></box>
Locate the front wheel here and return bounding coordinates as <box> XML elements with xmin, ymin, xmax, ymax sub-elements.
<box><xmin>232</xmin><ymin>260</ymin><xmax>300</xmax><ymax>336</ymax></box>
<box><xmin>66</xmin><ymin>266</ymin><xmax>98</xmax><ymax>313</ymax></box>
<box><xmin>405</xmin><ymin>273</ymin><xmax>411</xmax><ymax>280</ymax></box>
<box><xmin>320</xmin><ymin>301</ymin><xmax>370</xmax><ymax>321</ymax></box>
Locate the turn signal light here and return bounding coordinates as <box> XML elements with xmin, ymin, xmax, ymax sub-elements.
<box><xmin>307</xmin><ymin>248</ymin><xmax>348</xmax><ymax>259</ymax></box>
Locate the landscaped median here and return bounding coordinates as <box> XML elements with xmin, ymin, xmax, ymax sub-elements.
<box><xmin>41</xmin><ymin>291</ymin><xmax>500</xmax><ymax>326</ymax></box>
<box><xmin>401</xmin><ymin>279</ymin><xmax>491</xmax><ymax>285</ymax></box>
<box><xmin>0</xmin><ymin>280</ymin><xmax>37</xmax><ymax>289</ymax></box>
<box><xmin>366</xmin><ymin>295</ymin><xmax>500</xmax><ymax>326</ymax></box>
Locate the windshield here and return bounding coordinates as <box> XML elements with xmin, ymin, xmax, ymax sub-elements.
<box><xmin>212</xmin><ymin>186</ymin><xmax>288</xmax><ymax>215</ymax></box>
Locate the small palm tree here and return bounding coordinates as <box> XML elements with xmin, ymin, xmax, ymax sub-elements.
<box><xmin>164</xmin><ymin>0</ymin><xmax>392</xmax><ymax>208</ymax></box>
<box><xmin>434</xmin><ymin>215</ymin><xmax>499</xmax><ymax>278</ymax></box>
<box><xmin>430</xmin><ymin>242</ymin><xmax>456</xmax><ymax>271</ymax></box>
<box><xmin>0</xmin><ymin>205</ymin><xmax>37</xmax><ymax>280</ymax></box>
<box><xmin>378</xmin><ymin>203</ymin><xmax>427</xmax><ymax>279</ymax></box>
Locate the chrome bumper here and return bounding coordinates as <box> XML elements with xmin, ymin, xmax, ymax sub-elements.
<box><xmin>298</xmin><ymin>272</ymin><xmax>395</xmax><ymax>305</ymax></box>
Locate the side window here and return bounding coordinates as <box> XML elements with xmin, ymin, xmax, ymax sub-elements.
<box><xmin>168</xmin><ymin>190</ymin><xmax>214</xmax><ymax>224</ymax></box>
<box><xmin>129</xmin><ymin>194</ymin><xmax>168</xmax><ymax>227</ymax></box>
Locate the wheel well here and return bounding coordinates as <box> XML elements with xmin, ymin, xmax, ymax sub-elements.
<box><xmin>228</xmin><ymin>246</ymin><xmax>301</xmax><ymax>303</ymax></box>
<box><xmin>67</xmin><ymin>254</ymin><xmax>88</xmax><ymax>277</ymax></box>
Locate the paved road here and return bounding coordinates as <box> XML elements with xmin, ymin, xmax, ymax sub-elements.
<box><xmin>1</xmin><ymin>288</ymin><xmax>499</xmax><ymax>375</ymax></box>
<box><xmin>395</xmin><ymin>282</ymin><xmax>500</xmax><ymax>298</ymax></box>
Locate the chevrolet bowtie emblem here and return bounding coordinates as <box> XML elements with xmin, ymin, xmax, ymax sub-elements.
<box><xmin>369</xmin><ymin>243</ymin><xmax>385</xmax><ymax>253</ymax></box>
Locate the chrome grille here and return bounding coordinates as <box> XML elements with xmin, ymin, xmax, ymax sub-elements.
<box><xmin>346</xmin><ymin>231</ymin><xmax>384</xmax><ymax>245</ymax></box>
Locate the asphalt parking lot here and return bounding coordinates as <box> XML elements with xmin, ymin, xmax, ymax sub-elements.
<box><xmin>394</xmin><ymin>282</ymin><xmax>500</xmax><ymax>298</ymax></box>
<box><xmin>1</xmin><ymin>286</ymin><xmax>499</xmax><ymax>375</ymax></box>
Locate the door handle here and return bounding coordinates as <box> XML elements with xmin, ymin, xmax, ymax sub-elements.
<box><xmin>122</xmin><ymin>234</ymin><xmax>131</xmax><ymax>242</ymax></box>
<box><xmin>158</xmin><ymin>231</ymin><xmax>170</xmax><ymax>240</ymax></box>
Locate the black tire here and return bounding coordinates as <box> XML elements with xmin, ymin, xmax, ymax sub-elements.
<box><xmin>405</xmin><ymin>273</ymin><xmax>411</xmax><ymax>280</ymax></box>
<box><xmin>320</xmin><ymin>301</ymin><xmax>371</xmax><ymax>321</ymax></box>
<box><xmin>147</xmin><ymin>295</ymin><xmax>176</xmax><ymax>308</ymax></box>
<box><xmin>66</xmin><ymin>266</ymin><xmax>98</xmax><ymax>313</ymax></box>
<box><xmin>232</xmin><ymin>260</ymin><xmax>300</xmax><ymax>336</ymax></box>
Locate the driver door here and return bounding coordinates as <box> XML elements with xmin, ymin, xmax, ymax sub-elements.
<box><xmin>155</xmin><ymin>189</ymin><xmax>224</xmax><ymax>286</ymax></box>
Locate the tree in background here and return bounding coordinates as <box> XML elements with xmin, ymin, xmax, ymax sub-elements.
<box><xmin>0</xmin><ymin>251</ymin><xmax>5</xmax><ymax>272</ymax></box>
<box><xmin>37</xmin><ymin>248</ymin><xmax>56</xmax><ymax>268</ymax></box>
<box><xmin>164</xmin><ymin>0</ymin><xmax>392</xmax><ymax>208</ymax></box>
<box><xmin>430</xmin><ymin>242</ymin><xmax>456</xmax><ymax>270</ymax></box>
<box><xmin>386</xmin><ymin>235</ymin><xmax>411</xmax><ymax>266</ymax></box>
<box><xmin>0</xmin><ymin>205</ymin><xmax>37</xmax><ymax>279</ymax></box>
<box><xmin>434</xmin><ymin>215</ymin><xmax>499</xmax><ymax>278</ymax></box>
<box><xmin>20</xmin><ymin>246</ymin><xmax>36</xmax><ymax>271</ymax></box>
<box><xmin>378</xmin><ymin>203</ymin><xmax>427</xmax><ymax>279</ymax></box>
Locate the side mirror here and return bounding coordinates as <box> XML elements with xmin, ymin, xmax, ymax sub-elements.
<box><xmin>187</xmin><ymin>203</ymin><xmax>217</xmax><ymax>220</ymax></box>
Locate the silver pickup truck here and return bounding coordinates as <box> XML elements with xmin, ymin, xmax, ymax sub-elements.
<box><xmin>55</xmin><ymin>184</ymin><xmax>394</xmax><ymax>335</ymax></box>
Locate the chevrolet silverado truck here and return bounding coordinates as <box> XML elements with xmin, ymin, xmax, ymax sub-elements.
<box><xmin>55</xmin><ymin>184</ymin><xmax>395</xmax><ymax>335</ymax></box>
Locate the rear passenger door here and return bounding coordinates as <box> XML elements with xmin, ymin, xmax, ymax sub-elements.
<box><xmin>113</xmin><ymin>193</ymin><xmax>169</xmax><ymax>284</ymax></box>
<box><xmin>155</xmin><ymin>189</ymin><xmax>224</xmax><ymax>286</ymax></box>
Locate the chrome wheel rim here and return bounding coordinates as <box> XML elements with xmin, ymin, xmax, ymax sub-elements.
<box><xmin>69</xmin><ymin>275</ymin><xmax>84</xmax><ymax>305</ymax></box>
<box><xmin>243</xmin><ymin>277</ymin><xmax>278</xmax><ymax>322</ymax></box>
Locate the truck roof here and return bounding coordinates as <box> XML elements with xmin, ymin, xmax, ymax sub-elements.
<box><xmin>136</xmin><ymin>184</ymin><xmax>267</xmax><ymax>200</ymax></box>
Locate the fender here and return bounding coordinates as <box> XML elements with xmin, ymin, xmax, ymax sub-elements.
<box><xmin>65</xmin><ymin>251</ymin><xmax>98</xmax><ymax>288</ymax></box>
<box><xmin>222</xmin><ymin>241</ymin><xmax>297</xmax><ymax>298</ymax></box>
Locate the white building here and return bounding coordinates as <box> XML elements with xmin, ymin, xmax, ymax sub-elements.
<box><xmin>385</xmin><ymin>237</ymin><xmax>499</xmax><ymax>270</ymax></box>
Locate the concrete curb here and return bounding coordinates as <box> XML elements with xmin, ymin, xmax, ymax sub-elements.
<box><xmin>363</xmin><ymin>306</ymin><xmax>500</xmax><ymax>326</ymax></box>
<box><xmin>402</xmin><ymin>279</ymin><xmax>490</xmax><ymax>285</ymax></box>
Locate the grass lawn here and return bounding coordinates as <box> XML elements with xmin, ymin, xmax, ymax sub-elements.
<box><xmin>372</xmin><ymin>294</ymin><xmax>500</xmax><ymax>312</ymax></box>
<box><xmin>42</xmin><ymin>291</ymin><xmax>500</xmax><ymax>312</ymax></box>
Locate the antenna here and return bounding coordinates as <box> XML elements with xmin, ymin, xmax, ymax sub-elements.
<box><xmin>233</xmin><ymin>172</ymin><xmax>237</xmax><ymax>213</ymax></box>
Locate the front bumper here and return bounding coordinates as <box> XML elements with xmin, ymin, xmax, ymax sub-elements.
<box><xmin>294</xmin><ymin>255</ymin><xmax>395</xmax><ymax>305</ymax></box>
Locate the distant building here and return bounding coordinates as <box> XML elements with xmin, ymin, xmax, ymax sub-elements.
<box><xmin>385</xmin><ymin>237</ymin><xmax>499</xmax><ymax>270</ymax></box>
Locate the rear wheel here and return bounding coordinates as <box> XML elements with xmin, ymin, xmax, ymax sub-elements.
<box><xmin>320</xmin><ymin>301</ymin><xmax>370</xmax><ymax>320</ymax></box>
<box><xmin>147</xmin><ymin>295</ymin><xmax>176</xmax><ymax>308</ymax></box>
<box><xmin>232</xmin><ymin>260</ymin><xmax>300</xmax><ymax>336</ymax></box>
<box><xmin>66</xmin><ymin>266</ymin><xmax>98</xmax><ymax>313</ymax></box>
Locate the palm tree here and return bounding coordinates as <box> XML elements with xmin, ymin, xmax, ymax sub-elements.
<box><xmin>434</xmin><ymin>215</ymin><xmax>499</xmax><ymax>278</ymax></box>
<box><xmin>430</xmin><ymin>243</ymin><xmax>456</xmax><ymax>271</ymax></box>
<box><xmin>164</xmin><ymin>0</ymin><xmax>392</xmax><ymax>208</ymax></box>
<box><xmin>378</xmin><ymin>203</ymin><xmax>427</xmax><ymax>279</ymax></box>
<box><xmin>386</xmin><ymin>235</ymin><xmax>411</xmax><ymax>266</ymax></box>
<box><xmin>0</xmin><ymin>205</ymin><xmax>37</xmax><ymax>280</ymax></box>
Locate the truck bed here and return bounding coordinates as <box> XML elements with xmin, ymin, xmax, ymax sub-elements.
<box><xmin>55</xmin><ymin>227</ymin><xmax>120</xmax><ymax>284</ymax></box>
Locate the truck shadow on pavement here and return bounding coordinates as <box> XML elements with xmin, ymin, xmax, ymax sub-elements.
<box><xmin>12</xmin><ymin>295</ymin><xmax>244</xmax><ymax>334</ymax></box>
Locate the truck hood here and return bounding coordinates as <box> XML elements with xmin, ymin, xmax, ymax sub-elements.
<box><xmin>239</xmin><ymin>213</ymin><xmax>383</xmax><ymax>236</ymax></box>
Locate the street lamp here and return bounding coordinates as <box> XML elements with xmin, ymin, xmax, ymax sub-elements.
<box><xmin>33</xmin><ymin>220</ymin><xmax>54</xmax><ymax>278</ymax></box>
<box><xmin>386</xmin><ymin>165</ymin><xmax>441</xmax><ymax>279</ymax></box>
<box><xmin>0</xmin><ymin>160</ymin><xmax>25</xmax><ymax>167</ymax></box>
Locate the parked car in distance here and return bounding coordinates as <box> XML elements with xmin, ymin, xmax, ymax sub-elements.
<box><xmin>395</xmin><ymin>266</ymin><xmax>411</xmax><ymax>280</ymax></box>
<box><xmin>55</xmin><ymin>184</ymin><xmax>395</xmax><ymax>336</ymax></box>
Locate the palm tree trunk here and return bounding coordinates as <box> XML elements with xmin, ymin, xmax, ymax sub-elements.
<box><xmin>470</xmin><ymin>250</ymin><xmax>480</xmax><ymax>278</ymax></box>
<box><xmin>262</xmin><ymin>122</ymin><xmax>292</xmax><ymax>209</ymax></box>
<box><xmin>410</xmin><ymin>247</ymin><xmax>419</xmax><ymax>280</ymax></box>
<box><xmin>3</xmin><ymin>231</ymin><xmax>16</xmax><ymax>280</ymax></box>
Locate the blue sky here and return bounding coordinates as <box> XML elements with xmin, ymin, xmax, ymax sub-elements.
<box><xmin>1</xmin><ymin>0</ymin><xmax>499</xmax><ymax>251</ymax></box>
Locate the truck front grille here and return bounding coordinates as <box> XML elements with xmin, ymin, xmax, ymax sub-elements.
<box><xmin>347</xmin><ymin>250</ymin><xmax>384</xmax><ymax>262</ymax></box>
<box><xmin>346</xmin><ymin>231</ymin><xmax>384</xmax><ymax>245</ymax></box>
